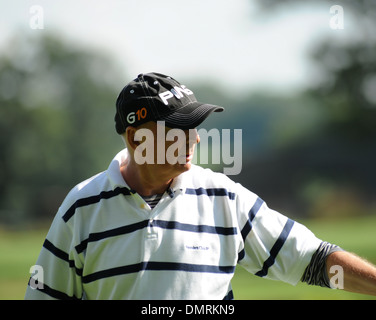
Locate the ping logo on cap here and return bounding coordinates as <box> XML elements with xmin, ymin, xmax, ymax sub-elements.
<box><xmin>158</xmin><ymin>85</ymin><xmax>194</xmax><ymax>105</ymax></box>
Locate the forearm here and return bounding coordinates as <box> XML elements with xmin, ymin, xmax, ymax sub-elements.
<box><xmin>326</xmin><ymin>251</ymin><xmax>376</xmax><ymax>296</ymax></box>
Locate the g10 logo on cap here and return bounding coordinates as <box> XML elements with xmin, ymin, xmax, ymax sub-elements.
<box><xmin>127</xmin><ymin>107</ymin><xmax>147</xmax><ymax>124</ymax></box>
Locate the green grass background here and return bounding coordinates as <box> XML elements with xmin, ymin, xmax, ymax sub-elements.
<box><xmin>1</xmin><ymin>215</ymin><xmax>375</xmax><ymax>300</ymax></box>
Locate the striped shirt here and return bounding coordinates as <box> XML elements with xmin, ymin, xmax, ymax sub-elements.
<box><xmin>25</xmin><ymin>148</ymin><xmax>322</xmax><ymax>300</ymax></box>
<box><xmin>142</xmin><ymin>193</ymin><xmax>164</xmax><ymax>209</ymax></box>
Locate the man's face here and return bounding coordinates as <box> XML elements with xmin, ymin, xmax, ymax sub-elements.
<box><xmin>132</xmin><ymin>121</ymin><xmax>200</xmax><ymax>176</ymax></box>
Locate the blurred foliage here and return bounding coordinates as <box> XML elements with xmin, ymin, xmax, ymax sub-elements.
<box><xmin>235</xmin><ymin>0</ymin><xmax>376</xmax><ymax>217</ymax></box>
<box><xmin>196</xmin><ymin>0</ymin><xmax>376</xmax><ymax>219</ymax></box>
<box><xmin>0</xmin><ymin>33</ymin><xmax>124</xmax><ymax>225</ymax></box>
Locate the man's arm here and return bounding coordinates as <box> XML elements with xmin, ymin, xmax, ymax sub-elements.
<box><xmin>326</xmin><ymin>251</ymin><xmax>376</xmax><ymax>296</ymax></box>
<box><xmin>25</xmin><ymin>210</ymin><xmax>84</xmax><ymax>300</ymax></box>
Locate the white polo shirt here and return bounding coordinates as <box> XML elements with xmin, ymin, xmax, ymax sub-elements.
<box><xmin>25</xmin><ymin>148</ymin><xmax>322</xmax><ymax>300</ymax></box>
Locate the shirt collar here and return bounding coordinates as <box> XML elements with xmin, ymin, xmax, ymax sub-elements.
<box><xmin>107</xmin><ymin>148</ymin><xmax>192</xmax><ymax>194</ymax></box>
<box><xmin>107</xmin><ymin>148</ymin><xmax>131</xmax><ymax>189</ymax></box>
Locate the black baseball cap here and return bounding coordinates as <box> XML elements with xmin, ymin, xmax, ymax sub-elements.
<box><xmin>115</xmin><ymin>72</ymin><xmax>224</xmax><ymax>134</ymax></box>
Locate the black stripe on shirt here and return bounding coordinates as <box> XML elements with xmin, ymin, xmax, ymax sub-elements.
<box><xmin>240</xmin><ymin>197</ymin><xmax>264</xmax><ymax>241</ymax></box>
<box><xmin>75</xmin><ymin>219</ymin><xmax>237</xmax><ymax>254</ymax></box>
<box><xmin>185</xmin><ymin>188</ymin><xmax>236</xmax><ymax>200</ymax></box>
<box><xmin>238</xmin><ymin>197</ymin><xmax>264</xmax><ymax>262</ymax></box>
<box><xmin>154</xmin><ymin>220</ymin><xmax>237</xmax><ymax>236</ymax></box>
<box><xmin>75</xmin><ymin>220</ymin><xmax>149</xmax><ymax>253</ymax></box>
<box><xmin>255</xmin><ymin>218</ymin><xmax>295</xmax><ymax>277</ymax></box>
<box><xmin>82</xmin><ymin>261</ymin><xmax>236</xmax><ymax>284</ymax></box>
<box><xmin>223</xmin><ymin>290</ymin><xmax>234</xmax><ymax>300</ymax></box>
<box><xmin>43</xmin><ymin>239</ymin><xmax>83</xmax><ymax>276</ymax></box>
<box><xmin>63</xmin><ymin>186</ymin><xmax>132</xmax><ymax>222</ymax></box>
<box><xmin>27</xmin><ymin>279</ymin><xmax>80</xmax><ymax>300</ymax></box>
<box><xmin>238</xmin><ymin>198</ymin><xmax>264</xmax><ymax>262</ymax></box>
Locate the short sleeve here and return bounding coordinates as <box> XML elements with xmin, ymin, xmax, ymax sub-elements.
<box><xmin>25</xmin><ymin>206</ymin><xmax>84</xmax><ymax>300</ymax></box>
<box><xmin>235</xmin><ymin>185</ymin><xmax>322</xmax><ymax>286</ymax></box>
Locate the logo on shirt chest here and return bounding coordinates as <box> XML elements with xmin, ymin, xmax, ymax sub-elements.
<box><xmin>185</xmin><ymin>244</ymin><xmax>210</xmax><ymax>251</ymax></box>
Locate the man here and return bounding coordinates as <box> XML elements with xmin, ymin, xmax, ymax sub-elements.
<box><xmin>25</xmin><ymin>72</ymin><xmax>376</xmax><ymax>299</ymax></box>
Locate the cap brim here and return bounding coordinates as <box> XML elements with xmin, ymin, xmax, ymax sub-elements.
<box><xmin>162</xmin><ymin>102</ymin><xmax>224</xmax><ymax>130</ymax></box>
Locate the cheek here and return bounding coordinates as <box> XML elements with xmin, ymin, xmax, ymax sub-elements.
<box><xmin>166</xmin><ymin>138</ymin><xmax>187</xmax><ymax>155</ymax></box>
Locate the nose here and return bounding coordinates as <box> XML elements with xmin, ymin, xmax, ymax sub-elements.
<box><xmin>186</xmin><ymin>128</ymin><xmax>200</xmax><ymax>147</ymax></box>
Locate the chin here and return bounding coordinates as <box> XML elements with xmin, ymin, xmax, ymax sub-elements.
<box><xmin>176</xmin><ymin>161</ymin><xmax>192</xmax><ymax>173</ymax></box>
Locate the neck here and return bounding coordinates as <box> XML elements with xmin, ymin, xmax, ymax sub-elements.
<box><xmin>121</xmin><ymin>159</ymin><xmax>173</xmax><ymax>197</ymax></box>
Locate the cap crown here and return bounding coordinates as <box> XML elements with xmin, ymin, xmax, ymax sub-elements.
<box><xmin>115</xmin><ymin>73</ymin><xmax>198</xmax><ymax>133</ymax></box>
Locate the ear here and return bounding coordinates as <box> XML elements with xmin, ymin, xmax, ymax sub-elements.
<box><xmin>125</xmin><ymin>126</ymin><xmax>140</xmax><ymax>151</ymax></box>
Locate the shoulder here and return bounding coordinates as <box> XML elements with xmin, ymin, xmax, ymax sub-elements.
<box><xmin>183</xmin><ymin>165</ymin><xmax>254</xmax><ymax>199</ymax></box>
<box><xmin>56</xmin><ymin>171</ymin><xmax>109</xmax><ymax>218</ymax></box>
<box><xmin>63</xmin><ymin>148</ymin><xmax>127</xmax><ymax>205</ymax></box>
<box><xmin>185</xmin><ymin>165</ymin><xmax>236</xmax><ymax>187</ymax></box>
<box><xmin>69</xmin><ymin>171</ymin><xmax>107</xmax><ymax>199</ymax></box>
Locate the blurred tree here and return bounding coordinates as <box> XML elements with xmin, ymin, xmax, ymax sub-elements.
<box><xmin>241</xmin><ymin>0</ymin><xmax>376</xmax><ymax>218</ymax></box>
<box><xmin>0</xmin><ymin>33</ymin><xmax>124</xmax><ymax>224</ymax></box>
